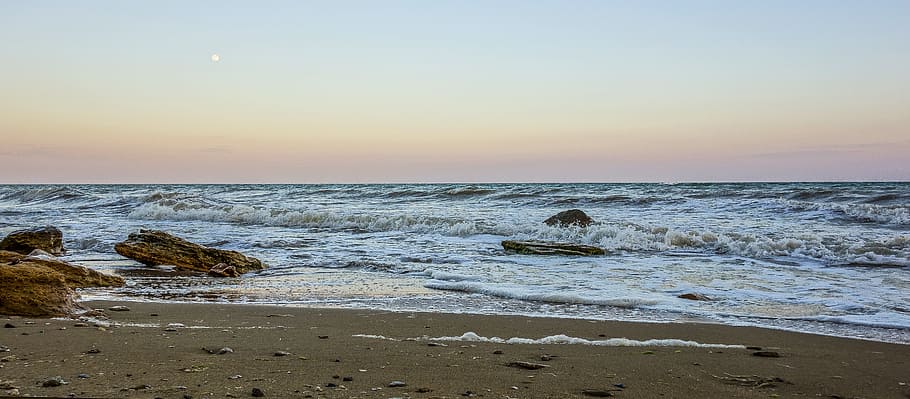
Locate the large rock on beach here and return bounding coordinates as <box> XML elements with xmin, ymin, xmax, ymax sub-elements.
<box><xmin>115</xmin><ymin>230</ymin><xmax>265</xmax><ymax>274</ymax></box>
<box><xmin>0</xmin><ymin>250</ymin><xmax>124</xmax><ymax>317</ymax></box>
<box><xmin>0</xmin><ymin>226</ymin><xmax>65</xmax><ymax>255</ymax></box>
<box><xmin>544</xmin><ymin>209</ymin><xmax>594</xmax><ymax>227</ymax></box>
<box><xmin>502</xmin><ymin>240</ymin><xmax>605</xmax><ymax>256</ymax></box>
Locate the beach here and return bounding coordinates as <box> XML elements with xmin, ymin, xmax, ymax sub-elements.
<box><xmin>2</xmin><ymin>301</ymin><xmax>909</xmax><ymax>399</ymax></box>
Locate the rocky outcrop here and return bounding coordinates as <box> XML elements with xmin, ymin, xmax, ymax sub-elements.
<box><xmin>0</xmin><ymin>226</ymin><xmax>65</xmax><ymax>255</ymax></box>
<box><xmin>0</xmin><ymin>250</ymin><xmax>124</xmax><ymax>317</ymax></box>
<box><xmin>544</xmin><ymin>209</ymin><xmax>594</xmax><ymax>227</ymax></box>
<box><xmin>502</xmin><ymin>240</ymin><xmax>605</xmax><ymax>256</ymax></box>
<box><xmin>114</xmin><ymin>230</ymin><xmax>265</xmax><ymax>275</ymax></box>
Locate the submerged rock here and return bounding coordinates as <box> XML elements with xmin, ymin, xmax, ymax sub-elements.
<box><xmin>0</xmin><ymin>226</ymin><xmax>64</xmax><ymax>256</ymax></box>
<box><xmin>502</xmin><ymin>240</ymin><xmax>605</xmax><ymax>256</ymax></box>
<box><xmin>544</xmin><ymin>209</ymin><xmax>594</xmax><ymax>227</ymax></box>
<box><xmin>115</xmin><ymin>230</ymin><xmax>265</xmax><ymax>275</ymax></box>
<box><xmin>208</xmin><ymin>263</ymin><xmax>241</xmax><ymax>277</ymax></box>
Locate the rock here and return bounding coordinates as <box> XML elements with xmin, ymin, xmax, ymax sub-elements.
<box><xmin>584</xmin><ymin>390</ymin><xmax>618</xmax><ymax>397</ymax></box>
<box><xmin>502</xmin><ymin>240</ymin><xmax>605</xmax><ymax>256</ymax></box>
<box><xmin>3</xmin><ymin>323</ymin><xmax>14</xmax><ymax>328</ymax></box>
<box><xmin>41</xmin><ymin>376</ymin><xmax>68</xmax><ymax>387</ymax></box>
<box><xmin>203</xmin><ymin>347</ymin><xmax>234</xmax><ymax>355</ymax></box>
<box><xmin>678</xmin><ymin>293</ymin><xmax>711</xmax><ymax>301</ymax></box>
<box><xmin>0</xmin><ymin>226</ymin><xmax>64</xmax><ymax>256</ymax></box>
<box><xmin>540</xmin><ymin>355</ymin><xmax>552</xmax><ymax>361</ymax></box>
<box><xmin>108</xmin><ymin>305</ymin><xmax>131</xmax><ymax>312</ymax></box>
<box><xmin>342</xmin><ymin>376</ymin><xmax>353</xmax><ymax>382</ymax></box>
<box><xmin>388</xmin><ymin>381</ymin><xmax>407</xmax><ymax>387</ymax></box>
<box><xmin>274</xmin><ymin>351</ymin><xmax>291</xmax><ymax>357</ymax></box>
<box><xmin>752</xmin><ymin>351</ymin><xmax>781</xmax><ymax>358</ymax></box>
<box><xmin>507</xmin><ymin>361</ymin><xmax>550</xmax><ymax>370</ymax></box>
<box><xmin>114</xmin><ymin>230</ymin><xmax>265</xmax><ymax>274</ymax></box>
<box><xmin>208</xmin><ymin>263</ymin><xmax>240</xmax><ymax>278</ymax></box>
<box><xmin>0</xmin><ymin>250</ymin><xmax>124</xmax><ymax>317</ymax></box>
<box><xmin>544</xmin><ymin>209</ymin><xmax>594</xmax><ymax>227</ymax></box>
<box><xmin>251</xmin><ymin>387</ymin><xmax>265</xmax><ymax>397</ymax></box>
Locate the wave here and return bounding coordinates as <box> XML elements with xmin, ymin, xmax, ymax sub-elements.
<box><xmin>786</xmin><ymin>200</ymin><xmax>910</xmax><ymax>225</ymax></box>
<box><xmin>129</xmin><ymin>199</ymin><xmax>910</xmax><ymax>267</ymax></box>
<box><xmin>424</xmin><ymin>280</ymin><xmax>661</xmax><ymax>308</ymax></box>
<box><xmin>0</xmin><ymin>186</ymin><xmax>88</xmax><ymax>204</ymax></box>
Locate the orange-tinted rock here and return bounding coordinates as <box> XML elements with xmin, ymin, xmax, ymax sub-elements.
<box><xmin>0</xmin><ymin>226</ymin><xmax>64</xmax><ymax>255</ymax></box>
<box><xmin>0</xmin><ymin>250</ymin><xmax>124</xmax><ymax>317</ymax></box>
<box><xmin>115</xmin><ymin>230</ymin><xmax>265</xmax><ymax>274</ymax></box>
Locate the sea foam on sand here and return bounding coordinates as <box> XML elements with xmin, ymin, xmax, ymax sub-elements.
<box><xmin>354</xmin><ymin>331</ymin><xmax>745</xmax><ymax>348</ymax></box>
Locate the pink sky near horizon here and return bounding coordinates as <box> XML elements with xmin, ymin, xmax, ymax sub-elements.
<box><xmin>2</xmin><ymin>2</ymin><xmax>908</xmax><ymax>183</ymax></box>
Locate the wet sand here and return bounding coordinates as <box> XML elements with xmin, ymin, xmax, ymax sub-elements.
<box><xmin>2</xmin><ymin>301</ymin><xmax>909</xmax><ymax>398</ymax></box>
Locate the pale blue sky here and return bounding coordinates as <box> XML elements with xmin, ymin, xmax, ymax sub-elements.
<box><xmin>2</xmin><ymin>1</ymin><xmax>908</xmax><ymax>182</ymax></box>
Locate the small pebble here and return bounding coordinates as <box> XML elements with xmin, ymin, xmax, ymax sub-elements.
<box><xmin>342</xmin><ymin>376</ymin><xmax>353</xmax><ymax>382</ymax></box>
<box><xmin>42</xmin><ymin>376</ymin><xmax>68</xmax><ymax>387</ymax></box>
<box><xmin>73</xmin><ymin>323</ymin><xmax>89</xmax><ymax>327</ymax></box>
<box><xmin>326</xmin><ymin>383</ymin><xmax>337</xmax><ymax>388</ymax></box>
<box><xmin>108</xmin><ymin>306</ymin><xmax>131</xmax><ymax>312</ymax></box>
<box><xmin>540</xmin><ymin>355</ymin><xmax>552</xmax><ymax>361</ymax></box>
<box><xmin>251</xmin><ymin>387</ymin><xmax>265</xmax><ymax>397</ymax></box>
<box><xmin>388</xmin><ymin>381</ymin><xmax>407</xmax><ymax>387</ymax></box>
<box><xmin>318</xmin><ymin>335</ymin><xmax>329</xmax><ymax>339</ymax></box>
<box><xmin>78</xmin><ymin>374</ymin><xmax>90</xmax><ymax>379</ymax></box>
<box><xmin>492</xmin><ymin>350</ymin><xmax>504</xmax><ymax>354</ymax></box>
<box><xmin>86</xmin><ymin>348</ymin><xmax>101</xmax><ymax>354</ymax></box>
<box><xmin>752</xmin><ymin>351</ymin><xmax>781</xmax><ymax>358</ymax></box>
<box><xmin>274</xmin><ymin>351</ymin><xmax>291</xmax><ymax>357</ymax></box>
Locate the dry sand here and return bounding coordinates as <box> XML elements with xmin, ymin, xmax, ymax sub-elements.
<box><xmin>2</xmin><ymin>301</ymin><xmax>909</xmax><ymax>398</ymax></box>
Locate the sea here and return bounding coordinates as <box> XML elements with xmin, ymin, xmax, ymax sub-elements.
<box><xmin>1</xmin><ymin>183</ymin><xmax>908</xmax><ymax>343</ymax></box>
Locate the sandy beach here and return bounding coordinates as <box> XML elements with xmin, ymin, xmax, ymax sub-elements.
<box><xmin>1</xmin><ymin>301</ymin><xmax>908</xmax><ymax>399</ymax></box>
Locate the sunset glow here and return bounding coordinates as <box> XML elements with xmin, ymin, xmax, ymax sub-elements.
<box><xmin>1</xmin><ymin>1</ymin><xmax>908</xmax><ymax>183</ymax></box>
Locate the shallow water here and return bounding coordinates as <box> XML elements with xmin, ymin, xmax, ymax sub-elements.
<box><xmin>2</xmin><ymin>183</ymin><xmax>908</xmax><ymax>343</ymax></box>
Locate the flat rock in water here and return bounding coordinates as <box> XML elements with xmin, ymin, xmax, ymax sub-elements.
<box><xmin>678</xmin><ymin>293</ymin><xmax>712</xmax><ymax>301</ymax></box>
<box><xmin>502</xmin><ymin>240</ymin><xmax>605</xmax><ymax>256</ymax></box>
<box><xmin>0</xmin><ymin>226</ymin><xmax>64</xmax><ymax>256</ymax></box>
<box><xmin>114</xmin><ymin>230</ymin><xmax>265</xmax><ymax>274</ymax></box>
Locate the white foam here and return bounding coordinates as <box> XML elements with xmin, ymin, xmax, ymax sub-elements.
<box><xmin>351</xmin><ymin>334</ymin><xmax>400</xmax><ymax>341</ymax></box>
<box><xmin>354</xmin><ymin>332</ymin><xmax>744</xmax><ymax>348</ymax></box>
<box><xmin>424</xmin><ymin>280</ymin><xmax>661</xmax><ymax>308</ymax></box>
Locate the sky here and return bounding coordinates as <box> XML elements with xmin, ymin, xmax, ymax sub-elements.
<box><xmin>1</xmin><ymin>1</ymin><xmax>908</xmax><ymax>183</ymax></box>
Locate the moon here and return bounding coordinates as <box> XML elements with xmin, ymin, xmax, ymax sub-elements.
<box><xmin>211</xmin><ymin>54</ymin><xmax>221</xmax><ymax>62</ymax></box>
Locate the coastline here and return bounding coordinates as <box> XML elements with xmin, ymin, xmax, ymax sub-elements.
<box><xmin>2</xmin><ymin>301</ymin><xmax>909</xmax><ymax>398</ymax></box>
